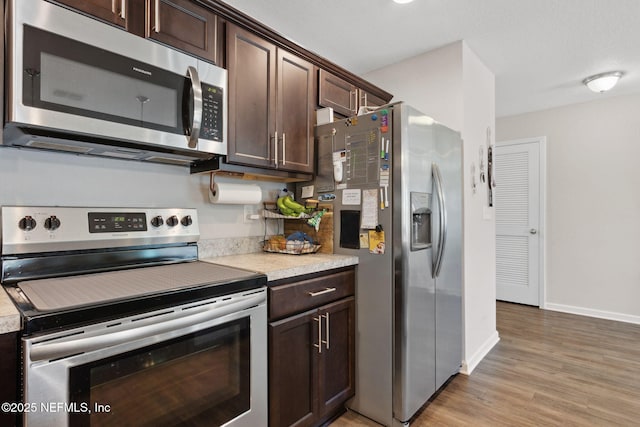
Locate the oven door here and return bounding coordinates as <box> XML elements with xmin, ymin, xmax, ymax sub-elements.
<box><xmin>23</xmin><ymin>289</ymin><xmax>266</xmax><ymax>427</ymax></box>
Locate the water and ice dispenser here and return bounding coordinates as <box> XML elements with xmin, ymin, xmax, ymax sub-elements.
<box><xmin>410</xmin><ymin>192</ymin><xmax>431</xmax><ymax>251</ymax></box>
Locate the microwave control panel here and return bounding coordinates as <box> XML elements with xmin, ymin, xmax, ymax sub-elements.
<box><xmin>201</xmin><ymin>83</ymin><xmax>223</xmax><ymax>142</ymax></box>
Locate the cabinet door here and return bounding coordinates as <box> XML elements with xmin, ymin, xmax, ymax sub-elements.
<box><xmin>227</xmin><ymin>24</ymin><xmax>277</xmax><ymax>169</ymax></box>
<box><xmin>269</xmin><ymin>310</ymin><xmax>318</xmax><ymax>427</ymax></box>
<box><xmin>359</xmin><ymin>89</ymin><xmax>388</xmax><ymax>109</ymax></box>
<box><xmin>54</xmin><ymin>0</ymin><xmax>128</xmax><ymax>28</ymax></box>
<box><xmin>0</xmin><ymin>333</ymin><xmax>18</xmax><ymax>427</ymax></box>
<box><xmin>318</xmin><ymin>297</ymin><xmax>356</xmax><ymax>420</ymax></box>
<box><xmin>147</xmin><ymin>0</ymin><xmax>220</xmax><ymax>64</ymax></box>
<box><xmin>277</xmin><ymin>50</ymin><xmax>315</xmax><ymax>174</ymax></box>
<box><xmin>318</xmin><ymin>69</ymin><xmax>357</xmax><ymax>117</ymax></box>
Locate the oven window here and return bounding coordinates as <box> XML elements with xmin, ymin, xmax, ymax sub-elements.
<box><xmin>69</xmin><ymin>318</ymin><xmax>250</xmax><ymax>427</ymax></box>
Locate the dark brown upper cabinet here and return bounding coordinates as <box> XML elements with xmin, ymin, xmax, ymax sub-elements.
<box><xmin>54</xmin><ymin>0</ymin><xmax>130</xmax><ymax>29</ymax></box>
<box><xmin>359</xmin><ymin>89</ymin><xmax>388</xmax><ymax>109</ymax></box>
<box><xmin>318</xmin><ymin>69</ymin><xmax>358</xmax><ymax>117</ymax></box>
<box><xmin>147</xmin><ymin>0</ymin><xmax>220</xmax><ymax>65</ymax></box>
<box><xmin>319</xmin><ymin>69</ymin><xmax>391</xmax><ymax>118</ymax></box>
<box><xmin>53</xmin><ymin>0</ymin><xmax>221</xmax><ymax>65</ymax></box>
<box><xmin>227</xmin><ymin>24</ymin><xmax>315</xmax><ymax>174</ymax></box>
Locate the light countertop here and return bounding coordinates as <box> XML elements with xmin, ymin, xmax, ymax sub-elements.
<box><xmin>0</xmin><ymin>288</ymin><xmax>21</xmax><ymax>334</ymax></box>
<box><xmin>0</xmin><ymin>252</ymin><xmax>358</xmax><ymax>334</ymax></box>
<box><xmin>201</xmin><ymin>252</ymin><xmax>358</xmax><ymax>282</ymax></box>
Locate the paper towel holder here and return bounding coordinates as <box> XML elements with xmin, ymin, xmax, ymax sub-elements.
<box><xmin>209</xmin><ymin>171</ymin><xmax>245</xmax><ymax>196</ymax></box>
<box><xmin>208</xmin><ymin>172</ymin><xmax>264</xmax><ymax>205</ymax></box>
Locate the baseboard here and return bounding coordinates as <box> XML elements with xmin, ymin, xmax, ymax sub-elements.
<box><xmin>545</xmin><ymin>303</ymin><xmax>640</xmax><ymax>325</ymax></box>
<box><xmin>459</xmin><ymin>330</ymin><xmax>500</xmax><ymax>375</ymax></box>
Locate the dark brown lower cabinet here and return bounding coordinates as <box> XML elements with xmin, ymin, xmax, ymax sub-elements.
<box><xmin>269</xmin><ymin>268</ymin><xmax>356</xmax><ymax>427</ymax></box>
<box><xmin>0</xmin><ymin>332</ymin><xmax>18</xmax><ymax>427</ymax></box>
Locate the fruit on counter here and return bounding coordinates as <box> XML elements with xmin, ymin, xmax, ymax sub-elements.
<box><xmin>276</xmin><ymin>196</ymin><xmax>296</xmax><ymax>216</ymax></box>
<box><xmin>267</xmin><ymin>234</ymin><xmax>287</xmax><ymax>250</ymax></box>
<box><xmin>282</xmin><ymin>196</ymin><xmax>306</xmax><ymax>213</ymax></box>
<box><xmin>276</xmin><ymin>195</ymin><xmax>314</xmax><ymax>216</ymax></box>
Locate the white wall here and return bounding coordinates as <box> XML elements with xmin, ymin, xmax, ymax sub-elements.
<box><xmin>364</xmin><ymin>43</ymin><xmax>463</xmax><ymax>131</ymax></box>
<box><xmin>460</xmin><ymin>43</ymin><xmax>498</xmax><ymax>371</ymax></box>
<box><xmin>496</xmin><ymin>94</ymin><xmax>640</xmax><ymax>323</ymax></box>
<box><xmin>0</xmin><ymin>148</ymin><xmax>283</xmax><ymax>240</ymax></box>
<box><xmin>365</xmin><ymin>41</ymin><xmax>498</xmax><ymax>373</ymax></box>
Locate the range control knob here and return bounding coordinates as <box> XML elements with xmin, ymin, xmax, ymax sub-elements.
<box><xmin>18</xmin><ymin>216</ymin><xmax>37</xmax><ymax>231</ymax></box>
<box><xmin>44</xmin><ymin>216</ymin><xmax>61</xmax><ymax>231</ymax></box>
<box><xmin>151</xmin><ymin>215</ymin><xmax>164</xmax><ymax>227</ymax></box>
<box><xmin>181</xmin><ymin>215</ymin><xmax>193</xmax><ymax>227</ymax></box>
<box><xmin>166</xmin><ymin>215</ymin><xmax>179</xmax><ymax>227</ymax></box>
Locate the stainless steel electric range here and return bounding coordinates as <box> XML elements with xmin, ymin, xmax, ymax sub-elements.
<box><xmin>0</xmin><ymin>206</ymin><xmax>267</xmax><ymax>427</ymax></box>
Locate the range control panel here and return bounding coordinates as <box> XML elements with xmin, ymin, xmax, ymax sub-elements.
<box><xmin>88</xmin><ymin>212</ymin><xmax>148</xmax><ymax>233</ymax></box>
<box><xmin>1</xmin><ymin>206</ymin><xmax>199</xmax><ymax>255</ymax></box>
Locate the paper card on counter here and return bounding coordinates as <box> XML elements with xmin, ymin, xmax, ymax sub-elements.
<box><xmin>360</xmin><ymin>189</ymin><xmax>379</xmax><ymax>229</ymax></box>
<box><xmin>369</xmin><ymin>230</ymin><xmax>385</xmax><ymax>254</ymax></box>
<box><xmin>342</xmin><ymin>189</ymin><xmax>361</xmax><ymax>205</ymax></box>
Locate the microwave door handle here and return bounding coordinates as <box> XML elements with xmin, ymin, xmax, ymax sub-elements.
<box><xmin>186</xmin><ymin>66</ymin><xmax>203</xmax><ymax>149</ymax></box>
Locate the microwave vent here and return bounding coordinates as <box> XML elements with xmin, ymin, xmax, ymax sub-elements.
<box><xmin>146</xmin><ymin>156</ymin><xmax>194</xmax><ymax>166</ymax></box>
<box><xmin>100</xmin><ymin>150</ymin><xmax>142</xmax><ymax>159</ymax></box>
<box><xmin>26</xmin><ymin>139</ymin><xmax>92</xmax><ymax>154</ymax></box>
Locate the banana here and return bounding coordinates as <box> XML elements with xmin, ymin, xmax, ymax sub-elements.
<box><xmin>277</xmin><ymin>196</ymin><xmax>296</xmax><ymax>216</ymax></box>
<box><xmin>283</xmin><ymin>196</ymin><xmax>306</xmax><ymax>213</ymax></box>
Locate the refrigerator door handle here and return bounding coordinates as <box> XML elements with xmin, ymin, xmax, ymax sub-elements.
<box><xmin>432</xmin><ymin>163</ymin><xmax>447</xmax><ymax>278</ymax></box>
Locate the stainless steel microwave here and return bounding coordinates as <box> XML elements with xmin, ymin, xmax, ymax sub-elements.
<box><xmin>2</xmin><ymin>0</ymin><xmax>227</xmax><ymax>166</ymax></box>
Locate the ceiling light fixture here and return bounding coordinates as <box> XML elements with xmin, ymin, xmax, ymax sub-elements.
<box><xmin>582</xmin><ymin>71</ymin><xmax>623</xmax><ymax>93</ymax></box>
<box><xmin>392</xmin><ymin>0</ymin><xmax>415</xmax><ymax>4</ymax></box>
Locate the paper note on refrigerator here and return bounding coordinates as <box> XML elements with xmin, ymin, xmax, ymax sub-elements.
<box><xmin>360</xmin><ymin>189</ymin><xmax>379</xmax><ymax>229</ymax></box>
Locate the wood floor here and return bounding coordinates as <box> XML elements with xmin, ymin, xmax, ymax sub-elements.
<box><xmin>330</xmin><ymin>301</ymin><xmax>640</xmax><ymax>426</ymax></box>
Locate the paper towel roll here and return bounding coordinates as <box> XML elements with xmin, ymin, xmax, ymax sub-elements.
<box><xmin>209</xmin><ymin>182</ymin><xmax>262</xmax><ymax>205</ymax></box>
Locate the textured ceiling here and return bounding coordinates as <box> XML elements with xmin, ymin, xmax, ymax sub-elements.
<box><xmin>221</xmin><ymin>0</ymin><xmax>640</xmax><ymax>117</ymax></box>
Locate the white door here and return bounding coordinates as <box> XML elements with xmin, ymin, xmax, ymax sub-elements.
<box><xmin>495</xmin><ymin>138</ymin><xmax>544</xmax><ymax>306</ymax></box>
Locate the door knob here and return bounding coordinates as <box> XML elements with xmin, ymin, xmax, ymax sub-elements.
<box><xmin>530</xmin><ymin>228</ymin><xmax>537</xmax><ymax>235</ymax></box>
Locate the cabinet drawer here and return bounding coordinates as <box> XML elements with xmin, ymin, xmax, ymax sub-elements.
<box><xmin>269</xmin><ymin>268</ymin><xmax>355</xmax><ymax>320</ymax></box>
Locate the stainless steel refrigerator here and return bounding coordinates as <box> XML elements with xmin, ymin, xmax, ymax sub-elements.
<box><xmin>311</xmin><ymin>103</ymin><xmax>462</xmax><ymax>426</ymax></box>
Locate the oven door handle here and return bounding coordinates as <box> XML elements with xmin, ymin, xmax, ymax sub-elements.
<box><xmin>29</xmin><ymin>292</ymin><xmax>265</xmax><ymax>363</ymax></box>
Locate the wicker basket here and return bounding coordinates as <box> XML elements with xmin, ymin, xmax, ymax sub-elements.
<box><xmin>263</xmin><ymin>239</ymin><xmax>321</xmax><ymax>255</ymax></box>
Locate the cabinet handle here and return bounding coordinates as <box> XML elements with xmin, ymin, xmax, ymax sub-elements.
<box><xmin>120</xmin><ymin>0</ymin><xmax>126</xmax><ymax>19</ymax></box>
<box><xmin>282</xmin><ymin>133</ymin><xmax>286</xmax><ymax>165</ymax></box>
<box><xmin>349</xmin><ymin>90</ymin><xmax>356</xmax><ymax>112</ymax></box>
<box><xmin>313</xmin><ymin>316</ymin><xmax>322</xmax><ymax>354</ymax></box>
<box><xmin>274</xmin><ymin>131</ymin><xmax>278</xmax><ymax>166</ymax></box>
<box><xmin>307</xmin><ymin>287</ymin><xmax>336</xmax><ymax>297</ymax></box>
<box><xmin>154</xmin><ymin>0</ymin><xmax>160</xmax><ymax>33</ymax></box>
<box><xmin>322</xmin><ymin>312</ymin><xmax>330</xmax><ymax>350</ymax></box>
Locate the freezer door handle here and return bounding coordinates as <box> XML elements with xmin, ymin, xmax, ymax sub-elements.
<box><xmin>432</xmin><ymin>163</ymin><xmax>447</xmax><ymax>278</ymax></box>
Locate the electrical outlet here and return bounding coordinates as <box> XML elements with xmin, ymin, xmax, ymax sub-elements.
<box><xmin>244</xmin><ymin>205</ymin><xmax>260</xmax><ymax>223</ymax></box>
